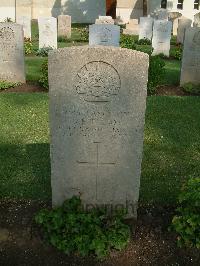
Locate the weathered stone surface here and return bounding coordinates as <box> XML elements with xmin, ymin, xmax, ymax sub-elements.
<box><xmin>139</xmin><ymin>17</ymin><xmax>153</xmax><ymax>40</ymax></box>
<box><xmin>180</xmin><ymin>28</ymin><xmax>200</xmax><ymax>86</ymax></box>
<box><xmin>89</xmin><ymin>24</ymin><xmax>120</xmax><ymax>46</ymax></box>
<box><xmin>0</xmin><ymin>23</ymin><xmax>25</xmax><ymax>83</ymax></box>
<box><xmin>48</xmin><ymin>46</ymin><xmax>149</xmax><ymax>218</ymax></box>
<box><xmin>152</xmin><ymin>20</ymin><xmax>172</xmax><ymax>57</ymax></box>
<box><xmin>153</xmin><ymin>8</ymin><xmax>168</xmax><ymax>20</ymax></box>
<box><xmin>58</xmin><ymin>15</ymin><xmax>71</xmax><ymax>38</ymax></box>
<box><xmin>38</xmin><ymin>17</ymin><xmax>57</xmax><ymax>49</ymax></box>
<box><xmin>16</xmin><ymin>16</ymin><xmax>31</xmax><ymax>39</ymax></box>
<box><xmin>177</xmin><ymin>18</ymin><xmax>192</xmax><ymax>44</ymax></box>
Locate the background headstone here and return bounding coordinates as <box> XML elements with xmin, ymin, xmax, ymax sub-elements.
<box><xmin>95</xmin><ymin>18</ymin><xmax>114</xmax><ymax>25</ymax></box>
<box><xmin>0</xmin><ymin>23</ymin><xmax>25</xmax><ymax>83</ymax></box>
<box><xmin>151</xmin><ymin>8</ymin><xmax>168</xmax><ymax>20</ymax></box>
<box><xmin>180</xmin><ymin>28</ymin><xmax>200</xmax><ymax>86</ymax></box>
<box><xmin>48</xmin><ymin>46</ymin><xmax>149</xmax><ymax>218</ymax></box>
<box><xmin>168</xmin><ymin>12</ymin><xmax>182</xmax><ymax>36</ymax></box>
<box><xmin>152</xmin><ymin>20</ymin><xmax>172</xmax><ymax>57</ymax></box>
<box><xmin>89</xmin><ymin>24</ymin><xmax>120</xmax><ymax>47</ymax></box>
<box><xmin>177</xmin><ymin>18</ymin><xmax>192</xmax><ymax>44</ymax></box>
<box><xmin>38</xmin><ymin>17</ymin><xmax>57</xmax><ymax>49</ymax></box>
<box><xmin>16</xmin><ymin>16</ymin><xmax>31</xmax><ymax>39</ymax></box>
<box><xmin>139</xmin><ymin>17</ymin><xmax>154</xmax><ymax>40</ymax></box>
<box><xmin>194</xmin><ymin>12</ymin><xmax>200</xmax><ymax>27</ymax></box>
<box><xmin>58</xmin><ymin>15</ymin><xmax>71</xmax><ymax>39</ymax></box>
<box><xmin>123</xmin><ymin>19</ymin><xmax>139</xmax><ymax>35</ymax></box>
<box><xmin>99</xmin><ymin>16</ymin><xmax>112</xmax><ymax>20</ymax></box>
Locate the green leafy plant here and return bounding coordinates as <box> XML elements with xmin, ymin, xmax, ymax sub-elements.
<box><xmin>120</xmin><ymin>35</ymin><xmax>136</xmax><ymax>50</ymax></box>
<box><xmin>136</xmin><ymin>45</ymin><xmax>152</xmax><ymax>55</ymax></box>
<box><xmin>0</xmin><ymin>80</ymin><xmax>21</xmax><ymax>90</ymax></box>
<box><xmin>39</xmin><ymin>59</ymin><xmax>48</xmax><ymax>90</ymax></box>
<box><xmin>148</xmin><ymin>55</ymin><xmax>165</xmax><ymax>95</ymax></box>
<box><xmin>36</xmin><ymin>46</ymin><xmax>53</xmax><ymax>57</ymax></box>
<box><xmin>182</xmin><ymin>83</ymin><xmax>200</xmax><ymax>95</ymax></box>
<box><xmin>74</xmin><ymin>26</ymin><xmax>89</xmax><ymax>42</ymax></box>
<box><xmin>171</xmin><ymin>177</ymin><xmax>200</xmax><ymax>249</ymax></box>
<box><xmin>137</xmin><ymin>38</ymin><xmax>151</xmax><ymax>45</ymax></box>
<box><xmin>35</xmin><ymin>196</ymin><xmax>130</xmax><ymax>259</ymax></box>
<box><xmin>24</xmin><ymin>38</ymin><xmax>34</xmax><ymax>55</ymax></box>
<box><xmin>170</xmin><ymin>45</ymin><xmax>183</xmax><ymax>60</ymax></box>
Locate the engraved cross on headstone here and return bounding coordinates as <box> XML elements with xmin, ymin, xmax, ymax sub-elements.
<box><xmin>77</xmin><ymin>141</ymin><xmax>116</xmax><ymax>199</ymax></box>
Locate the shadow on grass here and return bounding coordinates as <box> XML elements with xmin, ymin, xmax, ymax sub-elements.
<box><xmin>140</xmin><ymin>96</ymin><xmax>200</xmax><ymax>204</ymax></box>
<box><xmin>0</xmin><ymin>143</ymin><xmax>51</xmax><ymax>200</ymax></box>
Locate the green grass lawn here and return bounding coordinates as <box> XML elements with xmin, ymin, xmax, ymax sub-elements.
<box><xmin>0</xmin><ymin>94</ymin><xmax>200</xmax><ymax>204</ymax></box>
<box><xmin>163</xmin><ymin>60</ymin><xmax>181</xmax><ymax>86</ymax></box>
<box><xmin>0</xmin><ymin>23</ymin><xmax>194</xmax><ymax>205</ymax></box>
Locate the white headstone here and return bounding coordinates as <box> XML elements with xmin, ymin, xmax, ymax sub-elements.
<box><xmin>38</xmin><ymin>17</ymin><xmax>57</xmax><ymax>49</ymax></box>
<box><xmin>58</xmin><ymin>15</ymin><xmax>71</xmax><ymax>38</ymax></box>
<box><xmin>180</xmin><ymin>28</ymin><xmax>200</xmax><ymax>86</ymax></box>
<box><xmin>0</xmin><ymin>23</ymin><xmax>25</xmax><ymax>83</ymax></box>
<box><xmin>89</xmin><ymin>24</ymin><xmax>120</xmax><ymax>47</ymax></box>
<box><xmin>16</xmin><ymin>16</ymin><xmax>31</xmax><ymax>39</ymax></box>
<box><xmin>48</xmin><ymin>46</ymin><xmax>149</xmax><ymax>218</ymax></box>
<box><xmin>139</xmin><ymin>17</ymin><xmax>154</xmax><ymax>41</ymax></box>
<box><xmin>177</xmin><ymin>18</ymin><xmax>192</xmax><ymax>44</ymax></box>
<box><xmin>152</xmin><ymin>20</ymin><xmax>172</xmax><ymax>57</ymax></box>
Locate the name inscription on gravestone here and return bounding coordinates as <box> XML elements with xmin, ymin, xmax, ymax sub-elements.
<box><xmin>49</xmin><ymin>47</ymin><xmax>149</xmax><ymax>218</ymax></box>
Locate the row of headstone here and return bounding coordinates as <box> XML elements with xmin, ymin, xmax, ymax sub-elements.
<box><xmin>16</xmin><ymin>15</ymin><xmax>71</xmax><ymax>47</ymax></box>
<box><xmin>39</xmin><ymin>15</ymin><xmax>71</xmax><ymax>49</ymax></box>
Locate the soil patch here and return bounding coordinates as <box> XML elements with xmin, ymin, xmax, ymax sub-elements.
<box><xmin>0</xmin><ymin>82</ymin><xmax>46</xmax><ymax>93</ymax></box>
<box><xmin>0</xmin><ymin>200</ymin><xmax>199</xmax><ymax>266</ymax></box>
<box><xmin>156</xmin><ymin>85</ymin><xmax>189</xmax><ymax>96</ymax></box>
